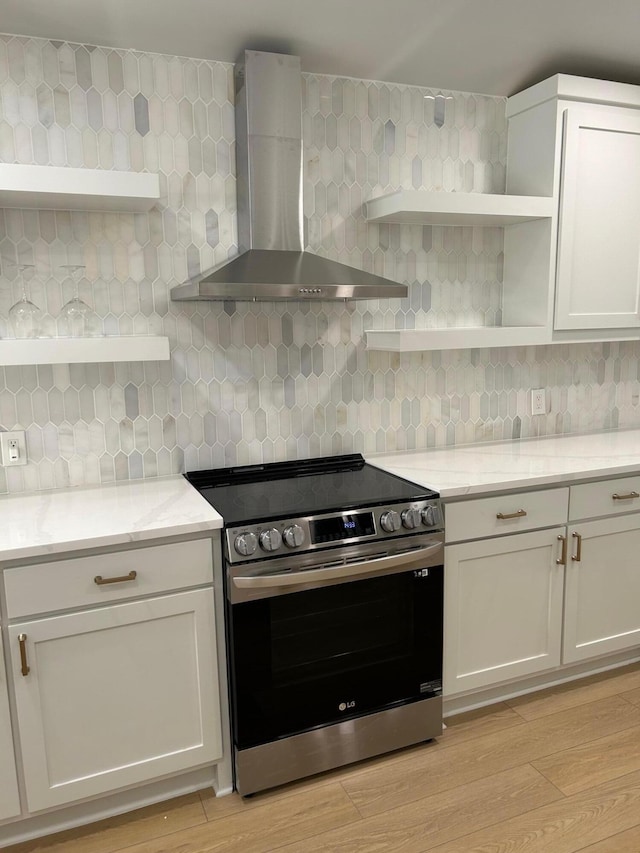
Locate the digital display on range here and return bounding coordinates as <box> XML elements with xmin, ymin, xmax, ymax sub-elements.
<box><xmin>311</xmin><ymin>512</ymin><xmax>375</xmax><ymax>544</ymax></box>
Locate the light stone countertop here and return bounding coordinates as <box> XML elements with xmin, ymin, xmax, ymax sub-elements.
<box><xmin>369</xmin><ymin>429</ymin><xmax>640</xmax><ymax>498</ymax></box>
<box><xmin>3</xmin><ymin>429</ymin><xmax>639</xmax><ymax>563</ymax></box>
<box><xmin>0</xmin><ymin>475</ymin><xmax>222</xmax><ymax>563</ymax></box>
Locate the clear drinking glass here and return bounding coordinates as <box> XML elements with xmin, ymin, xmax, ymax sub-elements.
<box><xmin>8</xmin><ymin>263</ymin><xmax>42</xmax><ymax>339</ymax></box>
<box><xmin>57</xmin><ymin>264</ymin><xmax>102</xmax><ymax>338</ymax></box>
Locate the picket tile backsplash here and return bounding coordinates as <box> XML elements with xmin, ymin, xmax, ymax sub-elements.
<box><xmin>0</xmin><ymin>34</ymin><xmax>639</xmax><ymax>494</ymax></box>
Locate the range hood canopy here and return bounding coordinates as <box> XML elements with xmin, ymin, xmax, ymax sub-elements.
<box><xmin>171</xmin><ymin>50</ymin><xmax>407</xmax><ymax>302</ymax></box>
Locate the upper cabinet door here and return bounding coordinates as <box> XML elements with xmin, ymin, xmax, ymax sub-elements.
<box><xmin>555</xmin><ymin>107</ymin><xmax>640</xmax><ymax>330</ymax></box>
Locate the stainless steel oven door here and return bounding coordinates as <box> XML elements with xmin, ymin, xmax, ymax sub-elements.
<box><xmin>225</xmin><ymin>531</ymin><xmax>444</xmax><ymax>755</ymax></box>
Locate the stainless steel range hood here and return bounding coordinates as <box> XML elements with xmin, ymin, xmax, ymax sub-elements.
<box><xmin>171</xmin><ymin>50</ymin><xmax>407</xmax><ymax>302</ymax></box>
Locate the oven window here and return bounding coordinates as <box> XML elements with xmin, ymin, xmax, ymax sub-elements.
<box><xmin>270</xmin><ymin>575</ymin><xmax>411</xmax><ymax>679</ymax></box>
<box><xmin>228</xmin><ymin>567</ymin><xmax>443</xmax><ymax>749</ymax></box>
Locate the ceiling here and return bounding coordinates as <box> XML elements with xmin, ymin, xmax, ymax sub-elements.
<box><xmin>2</xmin><ymin>0</ymin><xmax>640</xmax><ymax>97</ymax></box>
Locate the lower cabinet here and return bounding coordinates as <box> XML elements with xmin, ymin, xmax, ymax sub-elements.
<box><xmin>9</xmin><ymin>588</ymin><xmax>222</xmax><ymax>812</ymax></box>
<box><xmin>564</xmin><ymin>513</ymin><xmax>640</xmax><ymax>663</ymax></box>
<box><xmin>445</xmin><ymin>477</ymin><xmax>640</xmax><ymax>699</ymax></box>
<box><xmin>444</xmin><ymin>528</ymin><xmax>565</xmax><ymax>694</ymax></box>
<box><xmin>0</xmin><ymin>633</ymin><xmax>21</xmax><ymax>822</ymax></box>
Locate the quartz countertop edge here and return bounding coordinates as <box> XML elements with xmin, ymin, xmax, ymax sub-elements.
<box><xmin>0</xmin><ymin>475</ymin><xmax>223</xmax><ymax>563</ymax></box>
<box><xmin>368</xmin><ymin>429</ymin><xmax>640</xmax><ymax>498</ymax></box>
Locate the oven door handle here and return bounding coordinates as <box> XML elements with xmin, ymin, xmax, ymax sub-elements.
<box><xmin>232</xmin><ymin>541</ymin><xmax>443</xmax><ymax>589</ymax></box>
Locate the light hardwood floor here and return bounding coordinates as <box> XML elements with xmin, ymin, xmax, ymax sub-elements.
<box><xmin>6</xmin><ymin>661</ymin><xmax>640</xmax><ymax>853</ymax></box>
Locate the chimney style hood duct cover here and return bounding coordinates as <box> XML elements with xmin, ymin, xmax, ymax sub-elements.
<box><xmin>171</xmin><ymin>50</ymin><xmax>407</xmax><ymax>302</ymax></box>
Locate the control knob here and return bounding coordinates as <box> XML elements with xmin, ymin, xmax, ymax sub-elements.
<box><xmin>380</xmin><ymin>510</ymin><xmax>401</xmax><ymax>533</ymax></box>
<box><xmin>401</xmin><ymin>508</ymin><xmax>422</xmax><ymax>529</ymax></box>
<box><xmin>259</xmin><ymin>527</ymin><xmax>282</xmax><ymax>552</ymax></box>
<box><xmin>283</xmin><ymin>524</ymin><xmax>304</xmax><ymax>548</ymax></box>
<box><xmin>234</xmin><ymin>532</ymin><xmax>258</xmax><ymax>556</ymax></box>
<box><xmin>422</xmin><ymin>505</ymin><xmax>440</xmax><ymax>527</ymax></box>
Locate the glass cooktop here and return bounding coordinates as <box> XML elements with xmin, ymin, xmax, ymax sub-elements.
<box><xmin>185</xmin><ymin>454</ymin><xmax>436</xmax><ymax>526</ymax></box>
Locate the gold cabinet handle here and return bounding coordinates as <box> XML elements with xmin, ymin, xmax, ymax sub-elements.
<box><xmin>94</xmin><ymin>570</ymin><xmax>137</xmax><ymax>586</ymax></box>
<box><xmin>571</xmin><ymin>531</ymin><xmax>582</xmax><ymax>562</ymax></box>
<box><xmin>612</xmin><ymin>491</ymin><xmax>640</xmax><ymax>500</ymax></box>
<box><xmin>18</xmin><ymin>634</ymin><xmax>30</xmax><ymax>677</ymax></box>
<box><xmin>556</xmin><ymin>534</ymin><xmax>567</xmax><ymax>566</ymax></box>
<box><xmin>496</xmin><ymin>509</ymin><xmax>527</xmax><ymax>520</ymax></box>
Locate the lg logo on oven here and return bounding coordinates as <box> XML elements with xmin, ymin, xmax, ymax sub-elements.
<box><xmin>339</xmin><ymin>701</ymin><xmax>356</xmax><ymax>711</ymax></box>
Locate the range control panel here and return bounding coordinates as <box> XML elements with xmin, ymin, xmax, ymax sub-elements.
<box><xmin>225</xmin><ymin>499</ymin><xmax>442</xmax><ymax>564</ymax></box>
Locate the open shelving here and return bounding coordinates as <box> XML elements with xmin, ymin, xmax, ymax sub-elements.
<box><xmin>363</xmin><ymin>189</ymin><xmax>556</xmax><ymax>351</ymax></box>
<box><xmin>364</xmin><ymin>190</ymin><xmax>554</xmax><ymax>226</ymax></box>
<box><xmin>0</xmin><ymin>165</ymin><xmax>165</xmax><ymax>365</ymax></box>
<box><xmin>365</xmin><ymin>326</ymin><xmax>550</xmax><ymax>352</ymax></box>
<box><xmin>0</xmin><ymin>336</ymin><xmax>170</xmax><ymax>366</ymax></box>
<box><xmin>0</xmin><ymin>165</ymin><xmax>160</xmax><ymax>213</ymax></box>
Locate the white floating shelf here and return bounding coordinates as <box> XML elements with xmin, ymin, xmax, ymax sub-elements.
<box><xmin>0</xmin><ymin>164</ymin><xmax>160</xmax><ymax>213</ymax></box>
<box><xmin>366</xmin><ymin>326</ymin><xmax>550</xmax><ymax>352</ymax></box>
<box><xmin>365</xmin><ymin>191</ymin><xmax>555</xmax><ymax>226</ymax></box>
<box><xmin>0</xmin><ymin>336</ymin><xmax>170</xmax><ymax>366</ymax></box>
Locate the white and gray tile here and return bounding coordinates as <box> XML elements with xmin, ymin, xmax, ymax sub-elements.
<box><xmin>0</xmin><ymin>34</ymin><xmax>639</xmax><ymax>494</ymax></box>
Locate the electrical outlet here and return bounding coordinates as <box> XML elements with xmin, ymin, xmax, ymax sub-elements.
<box><xmin>0</xmin><ymin>430</ymin><xmax>27</xmax><ymax>466</ymax></box>
<box><xmin>530</xmin><ymin>388</ymin><xmax>546</xmax><ymax>416</ymax></box>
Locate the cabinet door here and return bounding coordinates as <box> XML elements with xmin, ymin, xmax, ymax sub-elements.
<box><xmin>0</xmin><ymin>633</ymin><xmax>21</xmax><ymax>822</ymax></box>
<box><xmin>445</xmin><ymin>528</ymin><xmax>565</xmax><ymax>695</ymax></box>
<box><xmin>555</xmin><ymin>107</ymin><xmax>640</xmax><ymax>330</ymax></box>
<box><xmin>9</xmin><ymin>589</ymin><xmax>222</xmax><ymax>812</ymax></box>
<box><xmin>564</xmin><ymin>515</ymin><xmax>640</xmax><ymax>663</ymax></box>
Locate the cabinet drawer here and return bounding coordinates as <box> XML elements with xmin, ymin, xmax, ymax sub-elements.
<box><xmin>4</xmin><ymin>538</ymin><xmax>214</xmax><ymax>618</ymax></box>
<box><xmin>445</xmin><ymin>488</ymin><xmax>569</xmax><ymax>543</ymax></box>
<box><xmin>569</xmin><ymin>476</ymin><xmax>640</xmax><ymax>521</ymax></box>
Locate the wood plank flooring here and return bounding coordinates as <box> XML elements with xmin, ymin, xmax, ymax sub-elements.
<box><xmin>6</xmin><ymin>661</ymin><xmax>640</xmax><ymax>853</ymax></box>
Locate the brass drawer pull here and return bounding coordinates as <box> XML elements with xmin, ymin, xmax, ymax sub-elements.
<box><xmin>496</xmin><ymin>509</ymin><xmax>527</xmax><ymax>520</ymax></box>
<box><xmin>556</xmin><ymin>534</ymin><xmax>567</xmax><ymax>566</ymax></box>
<box><xmin>18</xmin><ymin>634</ymin><xmax>30</xmax><ymax>676</ymax></box>
<box><xmin>612</xmin><ymin>491</ymin><xmax>639</xmax><ymax>500</ymax></box>
<box><xmin>94</xmin><ymin>570</ymin><xmax>137</xmax><ymax>586</ymax></box>
<box><xmin>571</xmin><ymin>531</ymin><xmax>582</xmax><ymax>562</ymax></box>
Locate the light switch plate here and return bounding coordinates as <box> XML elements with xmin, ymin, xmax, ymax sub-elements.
<box><xmin>0</xmin><ymin>430</ymin><xmax>27</xmax><ymax>466</ymax></box>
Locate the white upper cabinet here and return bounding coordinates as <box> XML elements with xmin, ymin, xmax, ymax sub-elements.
<box><xmin>506</xmin><ymin>74</ymin><xmax>640</xmax><ymax>343</ymax></box>
<box><xmin>555</xmin><ymin>108</ymin><xmax>640</xmax><ymax>330</ymax></box>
